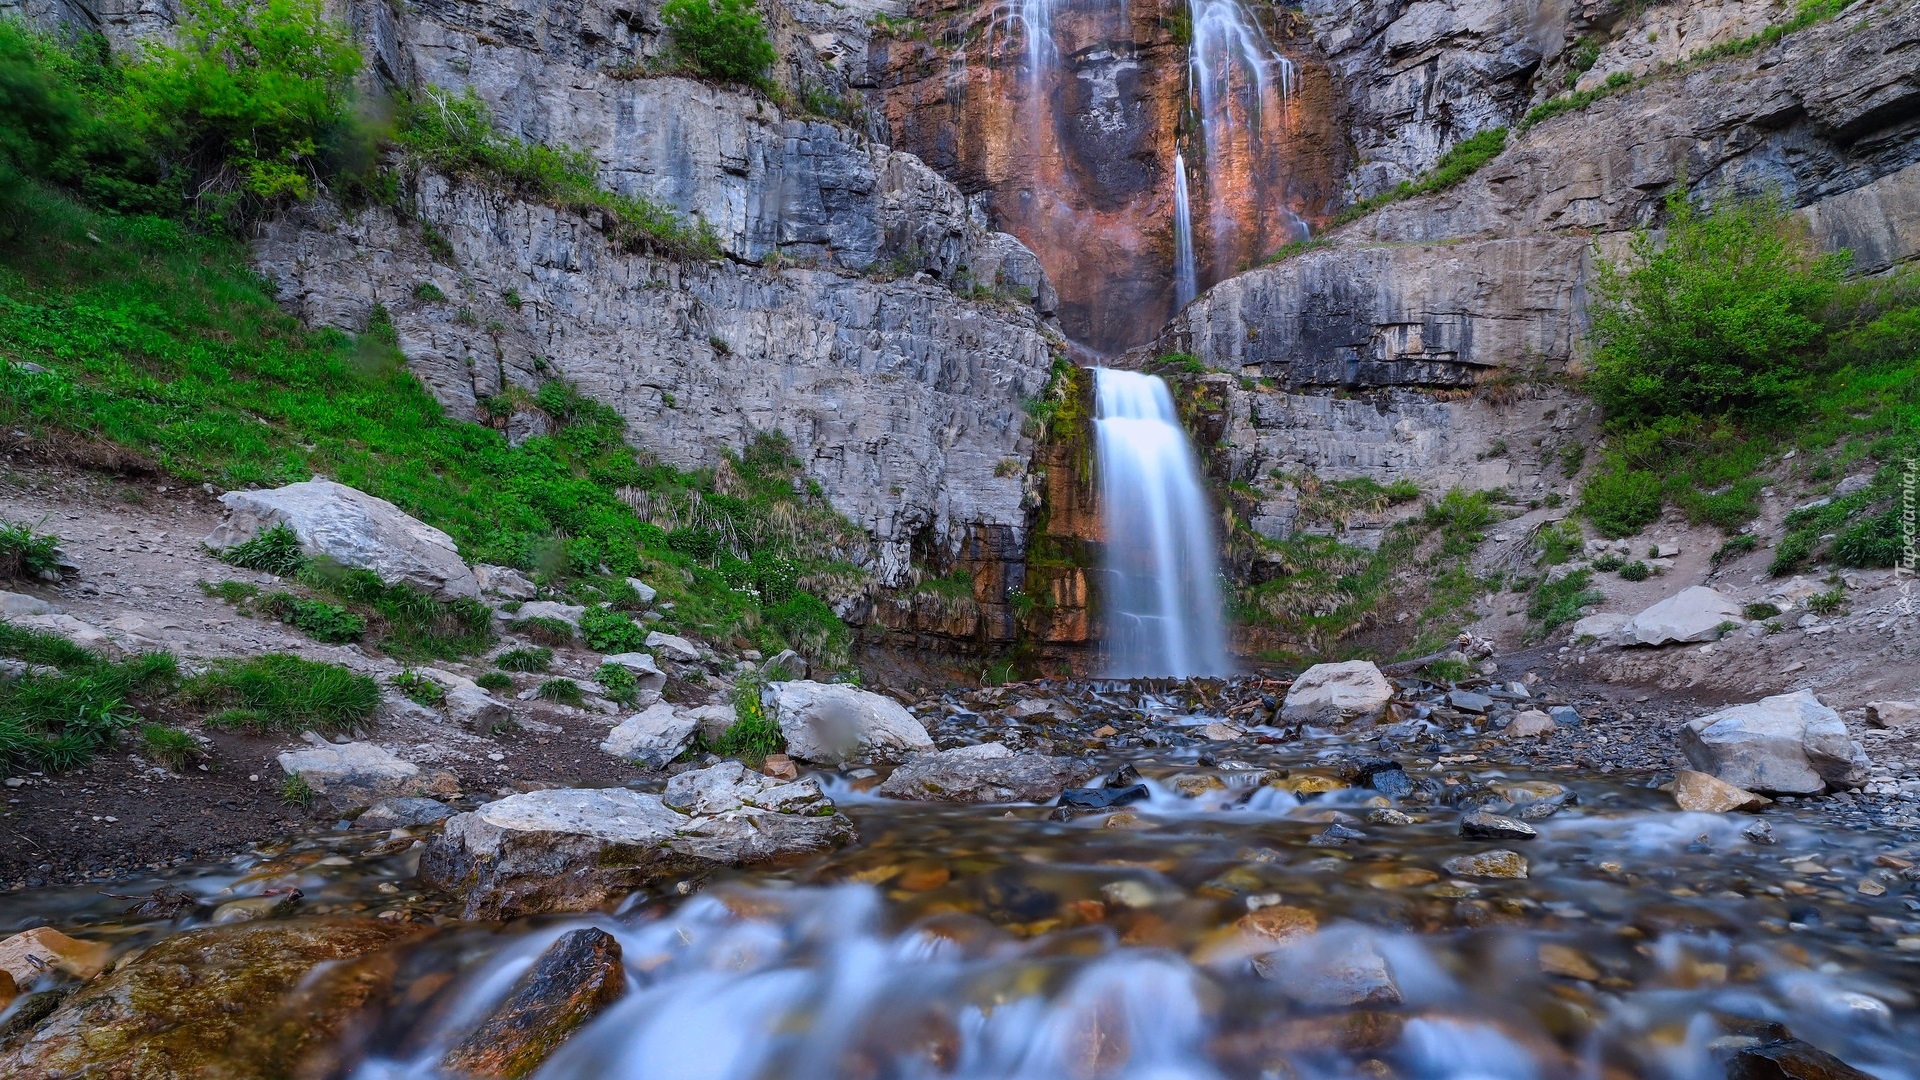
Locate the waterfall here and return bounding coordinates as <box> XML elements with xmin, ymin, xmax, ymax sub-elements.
<box><xmin>1172</xmin><ymin>151</ymin><xmax>1198</xmax><ymax>309</ymax></box>
<box><xmin>1092</xmin><ymin>368</ymin><xmax>1231</xmax><ymax>678</ymax></box>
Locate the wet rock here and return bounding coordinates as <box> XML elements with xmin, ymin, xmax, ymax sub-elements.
<box><xmin>0</xmin><ymin>918</ymin><xmax>423</xmax><ymax>1078</ymax></box>
<box><xmin>1671</xmin><ymin>770</ymin><xmax>1773</xmax><ymax>813</ymax></box>
<box><xmin>1743</xmin><ymin>819</ymin><xmax>1778</xmax><ymax>846</ymax></box>
<box><xmin>211</xmin><ymin>892</ymin><xmax>303</xmax><ymax>923</ymax></box>
<box><xmin>1726</xmin><ymin>1037</ymin><xmax>1878</xmax><ymax>1080</ymax></box>
<box><xmin>1190</xmin><ymin>903</ymin><xmax>1321</xmax><ymax>965</ymax></box>
<box><xmin>1309</xmin><ymin>823</ymin><xmax>1368</xmax><ymax>847</ymax></box>
<box><xmin>1679</xmin><ymin>691</ymin><xmax>1869</xmax><ymax>795</ymax></box>
<box><xmin>0</xmin><ymin>928</ymin><xmax>110</xmax><ymax>988</ymax></box>
<box><xmin>877</xmin><ymin>743</ymin><xmax>1099</xmax><ymax>803</ymax></box>
<box><xmin>1538</xmin><ymin>943</ymin><xmax>1600</xmax><ymax>981</ymax></box>
<box><xmin>1367</xmin><ymin>808</ymin><xmax>1415</xmax><ymax>826</ymax></box>
<box><xmin>1282</xmin><ymin>661</ymin><xmax>1393</xmax><ymax>724</ymax></box>
<box><xmin>1506</xmin><ymin>710</ymin><xmax>1557</xmax><ymax>738</ymax></box>
<box><xmin>1485</xmin><ymin>781</ymin><xmax>1574</xmax><ymax>821</ymax></box>
<box><xmin>1618</xmin><ymin>586</ymin><xmax>1744</xmax><ymax>646</ymax></box>
<box><xmin>422</xmin><ymin>766</ymin><xmax>855</xmax><ymax>919</ymax></box>
<box><xmin>643</xmin><ymin>630</ymin><xmax>701</xmax><ymax>663</ymax></box>
<box><xmin>764</xmin><ymin>680</ymin><xmax>934</xmax><ymax>765</ymax></box>
<box><xmin>118</xmin><ymin>887</ymin><xmax>200</xmax><ymax>921</ymax></box>
<box><xmin>599</xmin><ymin>702</ymin><xmax>698</xmax><ymax>766</ymax></box>
<box><xmin>1865</xmin><ymin>701</ymin><xmax>1920</xmax><ymax>729</ymax></box>
<box><xmin>357</xmin><ymin>797</ymin><xmax>454</xmax><ymax>830</ymax></box>
<box><xmin>1170</xmin><ymin>773</ymin><xmax>1228</xmax><ymax>797</ymax></box>
<box><xmin>1054</xmin><ymin>783</ymin><xmax>1151</xmax><ymax>819</ymax></box>
<box><xmin>1256</xmin><ymin>932</ymin><xmax>1402</xmax><ymax>1007</ymax></box>
<box><xmin>1460</xmin><ymin>812</ymin><xmax>1537</xmax><ymax>840</ymax></box>
<box><xmin>277</xmin><ymin>742</ymin><xmax>456</xmax><ymax>812</ymax></box>
<box><xmin>205</xmin><ymin>478</ymin><xmax>480</xmax><ymax>598</ymax></box>
<box><xmin>1443</xmin><ymin>850</ymin><xmax>1529</xmax><ymax>878</ymax></box>
<box><xmin>1197</xmin><ymin>721</ymin><xmax>1244</xmax><ymax>741</ymax></box>
<box><xmin>441</xmin><ymin>927</ymin><xmax>626</xmax><ymax>1079</ymax></box>
<box><xmin>1447</xmin><ymin>690</ymin><xmax>1493</xmax><ymax>714</ymax></box>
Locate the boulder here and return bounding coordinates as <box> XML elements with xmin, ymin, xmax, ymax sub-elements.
<box><xmin>355</xmin><ymin>797</ymin><xmax>454</xmax><ymax>830</ymax></box>
<box><xmin>508</xmin><ymin>601</ymin><xmax>585</xmax><ymax>628</ymax></box>
<box><xmin>761</xmin><ymin>648</ymin><xmax>809</xmax><ymax>680</ymax></box>
<box><xmin>420</xmin><ymin>766</ymin><xmax>855</xmax><ymax>919</ymax></box>
<box><xmin>204</xmin><ymin>478</ymin><xmax>479</xmax><ymax>599</ymax></box>
<box><xmin>1865</xmin><ymin>701</ymin><xmax>1920</xmax><ymax>729</ymax></box>
<box><xmin>682</xmin><ymin>703</ymin><xmax>738</xmax><ymax>743</ymax></box>
<box><xmin>623</xmin><ymin>578</ymin><xmax>658</xmax><ymax>605</ymax></box>
<box><xmin>1505</xmin><ymin>710</ymin><xmax>1557</xmax><ymax>738</ymax></box>
<box><xmin>277</xmin><ymin>742</ymin><xmax>456</xmax><ymax>811</ymax></box>
<box><xmin>418</xmin><ymin>667</ymin><xmax>513</xmax><ymax>735</ymax></box>
<box><xmin>600</xmin><ymin>653</ymin><xmax>667</xmax><ymax>701</ymax></box>
<box><xmin>762</xmin><ymin>680</ymin><xmax>934</xmax><ymax>765</ymax></box>
<box><xmin>440</xmin><ymin>927</ymin><xmax>626</xmax><ymax>1078</ymax></box>
<box><xmin>473</xmin><ymin>564</ymin><xmax>537</xmax><ymax>601</ymax></box>
<box><xmin>1617</xmin><ymin>586</ymin><xmax>1744</xmax><ymax>646</ymax></box>
<box><xmin>1669</xmin><ymin>769</ymin><xmax>1772</xmax><ymax>813</ymax></box>
<box><xmin>0</xmin><ymin>928</ymin><xmax>110</xmax><ymax>989</ymax></box>
<box><xmin>599</xmin><ymin>701</ymin><xmax>698</xmax><ymax>766</ymax></box>
<box><xmin>1568</xmin><ymin>612</ymin><xmax>1628</xmax><ymax>643</ymax></box>
<box><xmin>1678</xmin><ymin>691</ymin><xmax>1869</xmax><ymax>795</ymax></box>
<box><xmin>1281</xmin><ymin>661</ymin><xmax>1393</xmax><ymax>724</ymax></box>
<box><xmin>0</xmin><ymin>591</ymin><xmax>53</xmax><ymax>617</ymax></box>
<box><xmin>1727</xmin><ymin>1037</ymin><xmax>1878</xmax><ymax>1080</ymax></box>
<box><xmin>643</xmin><ymin>631</ymin><xmax>701</xmax><ymax>663</ymax></box>
<box><xmin>0</xmin><ymin>918</ymin><xmax>423</xmax><ymax>1078</ymax></box>
<box><xmin>877</xmin><ymin>743</ymin><xmax>1100</xmax><ymax>803</ymax></box>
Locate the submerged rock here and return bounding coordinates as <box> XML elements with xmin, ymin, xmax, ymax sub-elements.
<box><xmin>421</xmin><ymin>765</ymin><xmax>855</xmax><ymax>919</ymax></box>
<box><xmin>1670</xmin><ymin>769</ymin><xmax>1772</xmax><ymax>813</ymax></box>
<box><xmin>441</xmin><ymin>927</ymin><xmax>626</xmax><ymax>1079</ymax></box>
<box><xmin>1255</xmin><ymin>931</ymin><xmax>1402</xmax><ymax>1007</ymax></box>
<box><xmin>1281</xmin><ymin>661</ymin><xmax>1393</xmax><ymax>724</ymax></box>
<box><xmin>0</xmin><ymin>918</ymin><xmax>423</xmax><ymax>1078</ymax></box>
<box><xmin>1726</xmin><ymin>1037</ymin><xmax>1878</xmax><ymax>1080</ymax></box>
<box><xmin>0</xmin><ymin>928</ymin><xmax>109</xmax><ymax>989</ymax></box>
<box><xmin>877</xmin><ymin>743</ymin><xmax>1099</xmax><ymax>803</ymax></box>
<box><xmin>1678</xmin><ymin>691</ymin><xmax>1869</xmax><ymax>795</ymax></box>
<box><xmin>204</xmin><ymin>478</ymin><xmax>480</xmax><ymax>599</ymax></box>
<box><xmin>763</xmin><ymin>680</ymin><xmax>934</xmax><ymax>765</ymax></box>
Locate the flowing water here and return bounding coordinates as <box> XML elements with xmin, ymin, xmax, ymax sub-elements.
<box><xmin>1092</xmin><ymin>368</ymin><xmax>1233</xmax><ymax>678</ymax></box>
<box><xmin>9</xmin><ymin>687</ymin><xmax>1918</xmax><ymax>1078</ymax></box>
<box><xmin>1174</xmin><ymin>150</ymin><xmax>1200</xmax><ymax>310</ymax></box>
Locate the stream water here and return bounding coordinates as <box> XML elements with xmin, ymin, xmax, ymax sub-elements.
<box><xmin>5</xmin><ymin>686</ymin><xmax>1915</xmax><ymax>1078</ymax></box>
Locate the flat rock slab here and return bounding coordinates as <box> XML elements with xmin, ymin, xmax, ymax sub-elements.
<box><xmin>764</xmin><ymin>680</ymin><xmax>934</xmax><ymax>765</ymax></box>
<box><xmin>1460</xmin><ymin>811</ymin><xmax>1537</xmax><ymax>840</ymax></box>
<box><xmin>644</xmin><ymin>631</ymin><xmax>701</xmax><ymax>663</ymax></box>
<box><xmin>278</xmin><ymin>742</ymin><xmax>456</xmax><ymax>811</ymax></box>
<box><xmin>878</xmin><ymin>743</ymin><xmax>1100</xmax><ymax>803</ymax></box>
<box><xmin>421</xmin><ymin>764</ymin><xmax>855</xmax><ymax>919</ymax></box>
<box><xmin>205</xmin><ymin>478</ymin><xmax>479</xmax><ymax>599</ymax></box>
<box><xmin>355</xmin><ymin>797</ymin><xmax>454</xmax><ymax>830</ymax></box>
<box><xmin>0</xmin><ymin>918</ymin><xmax>424</xmax><ymax>1078</ymax></box>
<box><xmin>1679</xmin><ymin>690</ymin><xmax>1868</xmax><ymax>795</ymax></box>
<box><xmin>1282</xmin><ymin>661</ymin><xmax>1392</xmax><ymax>724</ymax></box>
<box><xmin>1618</xmin><ymin>586</ymin><xmax>1743</xmax><ymax>646</ymax></box>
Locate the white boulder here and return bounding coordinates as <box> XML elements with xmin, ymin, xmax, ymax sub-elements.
<box><xmin>1568</xmin><ymin>612</ymin><xmax>1629</xmax><ymax>643</ymax></box>
<box><xmin>644</xmin><ymin>630</ymin><xmax>701</xmax><ymax>663</ymax></box>
<box><xmin>1678</xmin><ymin>691</ymin><xmax>1869</xmax><ymax>795</ymax></box>
<box><xmin>600</xmin><ymin>701</ymin><xmax>699</xmax><ymax>765</ymax></box>
<box><xmin>205</xmin><ymin>479</ymin><xmax>479</xmax><ymax>599</ymax></box>
<box><xmin>1281</xmin><ymin>661</ymin><xmax>1393</xmax><ymax>724</ymax></box>
<box><xmin>1618</xmin><ymin>587</ymin><xmax>1743</xmax><ymax>646</ymax></box>
<box><xmin>276</xmin><ymin>741</ymin><xmax>455</xmax><ymax>809</ymax></box>
<box><xmin>762</xmin><ymin>680</ymin><xmax>934</xmax><ymax>765</ymax></box>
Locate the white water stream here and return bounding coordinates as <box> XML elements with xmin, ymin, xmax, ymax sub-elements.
<box><xmin>1092</xmin><ymin>367</ymin><xmax>1232</xmax><ymax>677</ymax></box>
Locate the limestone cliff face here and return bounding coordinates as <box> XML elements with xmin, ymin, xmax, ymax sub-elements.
<box><xmin>1158</xmin><ymin>0</ymin><xmax>1920</xmax><ymax>560</ymax></box>
<box><xmin>870</xmin><ymin>0</ymin><xmax>1345</xmax><ymax>353</ymax></box>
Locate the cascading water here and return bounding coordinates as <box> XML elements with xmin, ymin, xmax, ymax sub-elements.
<box><xmin>1092</xmin><ymin>367</ymin><xmax>1231</xmax><ymax>677</ymax></box>
<box><xmin>1172</xmin><ymin>150</ymin><xmax>1199</xmax><ymax>309</ymax></box>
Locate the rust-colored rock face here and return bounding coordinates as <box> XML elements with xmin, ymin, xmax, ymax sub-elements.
<box><xmin>872</xmin><ymin>0</ymin><xmax>1343</xmax><ymax>354</ymax></box>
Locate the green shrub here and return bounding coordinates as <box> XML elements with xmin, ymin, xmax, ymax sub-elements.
<box><xmin>296</xmin><ymin>561</ymin><xmax>493</xmax><ymax>658</ymax></box>
<box><xmin>1833</xmin><ymin>509</ymin><xmax>1900</xmax><ymax>568</ymax></box>
<box><xmin>1422</xmin><ymin>658</ymin><xmax>1473</xmax><ymax>684</ymax></box>
<box><xmin>1768</xmin><ymin>531</ymin><xmax>1815</xmax><ymax>576</ymax></box>
<box><xmin>496</xmin><ymin>646</ymin><xmax>553</xmax><ymax>672</ymax></box>
<box><xmin>1332</xmin><ymin>127</ymin><xmax>1508</xmax><ymax>225</ymax></box>
<box><xmin>184</xmin><ymin>653</ymin><xmax>379</xmax><ymax>732</ymax></box>
<box><xmin>141</xmin><ymin>723</ymin><xmax>197</xmax><ymax>769</ymax></box>
<box><xmin>1519</xmin><ymin>70</ymin><xmax>1632</xmax><ymax>131</ymax></box>
<box><xmin>413</xmin><ymin>281</ymin><xmax>445</xmax><ymax>301</ymax></box>
<box><xmin>510</xmin><ymin>615</ymin><xmax>576</xmax><ymax>645</ymax></box>
<box><xmin>200</xmin><ymin>579</ymin><xmax>261</xmax><ymax>603</ymax></box>
<box><xmin>535</xmin><ymin>677</ymin><xmax>583</xmax><ymax>705</ymax></box>
<box><xmin>712</xmin><ymin>675</ymin><xmax>782</xmax><ymax>758</ymax></box>
<box><xmin>0</xmin><ymin>517</ymin><xmax>61</xmax><ymax>580</ymax></box>
<box><xmin>1591</xmin><ymin>554</ymin><xmax>1624</xmax><ymax>572</ymax></box>
<box><xmin>580</xmin><ymin>604</ymin><xmax>645</xmax><ymax>652</ymax></box>
<box><xmin>1743</xmin><ymin>601</ymin><xmax>1781</xmax><ymax>620</ymax></box>
<box><xmin>596</xmin><ymin>662</ymin><xmax>640</xmax><ymax>706</ymax></box>
<box><xmin>1580</xmin><ymin>463</ymin><xmax>1663</xmax><ymax>538</ymax></box>
<box><xmin>217</xmin><ymin>523</ymin><xmax>307</xmax><ymax>575</ymax></box>
<box><xmin>280</xmin><ymin>773</ymin><xmax>316</xmax><ymax>807</ymax></box>
<box><xmin>661</xmin><ymin>0</ymin><xmax>778</xmax><ymax>86</ymax></box>
<box><xmin>391</xmin><ymin>669</ymin><xmax>445</xmax><ymax>707</ymax></box>
<box><xmin>1528</xmin><ymin>570</ymin><xmax>1603</xmax><ymax>630</ymax></box>
<box><xmin>475</xmin><ymin>670</ymin><xmax>513</xmax><ymax>692</ymax></box>
<box><xmin>1587</xmin><ymin>190</ymin><xmax>1847</xmax><ymax>427</ymax></box>
<box><xmin>1534</xmin><ymin>519</ymin><xmax>1584</xmax><ymax>566</ymax></box>
<box><xmin>0</xmin><ymin>633</ymin><xmax>176</xmax><ymax>770</ymax></box>
<box><xmin>1618</xmin><ymin>560</ymin><xmax>1651</xmax><ymax>581</ymax></box>
<box><xmin>1807</xmin><ymin>587</ymin><xmax>1845</xmax><ymax>616</ymax></box>
<box><xmin>259</xmin><ymin>593</ymin><xmax>366</xmax><ymax>643</ymax></box>
<box><xmin>1711</xmin><ymin>533</ymin><xmax>1760</xmax><ymax>565</ymax></box>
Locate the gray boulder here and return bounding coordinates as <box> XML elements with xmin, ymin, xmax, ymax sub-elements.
<box><xmin>763</xmin><ymin>680</ymin><xmax>934</xmax><ymax>764</ymax></box>
<box><xmin>682</xmin><ymin>703</ymin><xmax>738</xmax><ymax>743</ymax></box>
<box><xmin>1866</xmin><ymin>701</ymin><xmax>1920</xmax><ymax>729</ymax></box>
<box><xmin>420</xmin><ymin>766</ymin><xmax>855</xmax><ymax>918</ymax></box>
<box><xmin>599</xmin><ymin>702</ymin><xmax>698</xmax><ymax>765</ymax></box>
<box><xmin>878</xmin><ymin>743</ymin><xmax>1100</xmax><ymax>803</ymax></box>
<box><xmin>0</xmin><ymin>591</ymin><xmax>53</xmax><ymax>617</ymax></box>
<box><xmin>761</xmin><ymin>648</ymin><xmax>809</xmax><ymax>680</ymax></box>
<box><xmin>1678</xmin><ymin>690</ymin><xmax>1869</xmax><ymax>794</ymax></box>
<box><xmin>1281</xmin><ymin>661</ymin><xmax>1393</xmax><ymax>724</ymax></box>
<box><xmin>276</xmin><ymin>742</ymin><xmax>457</xmax><ymax>811</ymax></box>
<box><xmin>417</xmin><ymin>667</ymin><xmax>513</xmax><ymax>734</ymax></box>
<box><xmin>507</xmin><ymin>601</ymin><xmax>585</xmax><ymax>628</ymax></box>
<box><xmin>624</xmin><ymin>577</ymin><xmax>658</xmax><ymax>605</ymax></box>
<box><xmin>1567</xmin><ymin>612</ymin><xmax>1628</xmax><ymax>643</ymax></box>
<box><xmin>644</xmin><ymin>630</ymin><xmax>702</xmax><ymax>663</ymax></box>
<box><xmin>204</xmin><ymin>478</ymin><xmax>479</xmax><ymax>599</ymax></box>
<box><xmin>473</xmin><ymin>564</ymin><xmax>537</xmax><ymax>601</ymax></box>
<box><xmin>1617</xmin><ymin>587</ymin><xmax>1743</xmax><ymax>646</ymax></box>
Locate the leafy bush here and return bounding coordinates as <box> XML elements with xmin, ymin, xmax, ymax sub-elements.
<box><xmin>1807</xmin><ymin>587</ymin><xmax>1845</xmax><ymax>615</ymax></box>
<box><xmin>580</xmin><ymin>604</ymin><xmax>645</xmax><ymax>652</ymax></box>
<box><xmin>217</xmin><ymin>523</ymin><xmax>307</xmax><ymax>575</ymax></box>
<box><xmin>535</xmin><ymin>677</ymin><xmax>583</xmax><ymax>705</ymax></box>
<box><xmin>1580</xmin><ymin>462</ymin><xmax>1662</xmax><ymax>538</ymax></box>
<box><xmin>1591</xmin><ymin>554</ymin><xmax>1624</xmax><ymax>572</ymax></box>
<box><xmin>661</xmin><ymin>0</ymin><xmax>777</xmax><ymax>86</ymax></box>
<box><xmin>475</xmin><ymin>670</ymin><xmax>513</xmax><ymax>692</ymax></box>
<box><xmin>1422</xmin><ymin>658</ymin><xmax>1472</xmax><ymax>684</ymax></box>
<box><xmin>1768</xmin><ymin>530</ymin><xmax>1816</xmax><ymax>576</ymax></box>
<box><xmin>1833</xmin><ymin>509</ymin><xmax>1900</xmax><ymax>568</ymax></box>
<box><xmin>595</xmin><ymin>662</ymin><xmax>639</xmax><ymax>706</ymax></box>
<box><xmin>1712</xmin><ymin>533</ymin><xmax>1760</xmax><ymax>564</ymax></box>
<box><xmin>712</xmin><ymin>676</ymin><xmax>783</xmax><ymax>758</ymax></box>
<box><xmin>1588</xmin><ymin>190</ymin><xmax>1847</xmax><ymax>427</ymax></box>
<box><xmin>496</xmin><ymin>646</ymin><xmax>553</xmax><ymax>672</ymax></box>
<box><xmin>1618</xmin><ymin>560</ymin><xmax>1651</xmax><ymax>581</ymax></box>
<box><xmin>184</xmin><ymin>653</ymin><xmax>379</xmax><ymax>732</ymax></box>
<box><xmin>1528</xmin><ymin>570</ymin><xmax>1602</xmax><ymax>630</ymax></box>
<box><xmin>1743</xmin><ymin>601</ymin><xmax>1781</xmax><ymax>620</ymax></box>
<box><xmin>259</xmin><ymin>592</ymin><xmax>366</xmax><ymax>643</ymax></box>
<box><xmin>391</xmin><ymin>669</ymin><xmax>445</xmax><ymax>707</ymax></box>
<box><xmin>0</xmin><ymin>517</ymin><xmax>61</xmax><ymax>579</ymax></box>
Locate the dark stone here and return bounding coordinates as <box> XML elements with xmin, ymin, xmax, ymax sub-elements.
<box><xmin>442</xmin><ymin>928</ymin><xmax>626</xmax><ymax>1078</ymax></box>
<box><xmin>1460</xmin><ymin>811</ymin><xmax>1538</xmax><ymax>840</ymax></box>
<box><xmin>119</xmin><ymin>885</ymin><xmax>201</xmax><ymax>921</ymax></box>
<box><xmin>1549</xmin><ymin>705</ymin><xmax>1582</xmax><ymax>727</ymax></box>
<box><xmin>1308</xmin><ymin>823</ymin><xmax>1368</xmax><ymax>847</ymax></box>
<box><xmin>357</xmin><ymin>797</ymin><xmax>455</xmax><ymax>830</ymax></box>
<box><xmin>1727</xmin><ymin>1038</ymin><xmax>1878</xmax><ymax>1080</ymax></box>
<box><xmin>1363</xmin><ymin>766</ymin><xmax>1415</xmax><ymax>800</ymax></box>
<box><xmin>1059</xmin><ymin>783</ymin><xmax>1150</xmax><ymax>810</ymax></box>
<box><xmin>1448</xmin><ymin>691</ymin><xmax>1494</xmax><ymax>714</ymax></box>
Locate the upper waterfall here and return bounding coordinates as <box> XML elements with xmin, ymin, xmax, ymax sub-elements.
<box><xmin>1092</xmin><ymin>367</ymin><xmax>1232</xmax><ymax>678</ymax></box>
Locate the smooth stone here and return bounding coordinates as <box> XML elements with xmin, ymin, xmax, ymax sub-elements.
<box><xmin>355</xmin><ymin>797</ymin><xmax>454</xmax><ymax>830</ymax></box>
<box><xmin>643</xmin><ymin>630</ymin><xmax>701</xmax><ymax>663</ymax></box>
<box><xmin>1255</xmin><ymin>931</ymin><xmax>1402</xmax><ymax>1007</ymax></box>
<box><xmin>1443</xmin><ymin>850</ymin><xmax>1529</xmax><ymax>878</ymax></box>
<box><xmin>276</xmin><ymin>742</ymin><xmax>456</xmax><ymax>812</ymax></box>
<box><xmin>1447</xmin><ymin>690</ymin><xmax>1493</xmax><ymax>714</ymax></box>
<box><xmin>1460</xmin><ymin>811</ymin><xmax>1537</xmax><ymax>840</ymax></box>
<box><xmin>1727</xmin><ymin>1037</ymin><xmax>1879</xmax><ymax>1080</ymax></box>
<box><xmin>599</xmin><ymin>701</ymin><xmax>698</xmax><ymax>766</ymax></box>
<box><xmin>1679</xmin><ymin>691</ymin><xmax>1869</xmax><ymax>795</ymax></box>
<box><xmin>204</xmin><ymin>478</ymin><xmax>479</xmax><ymax>598</ymax></box>
<box><xmin>1865</xmin><ymin>701</ymin><xmax>1920</xmax><ymax>729</ymax></box>
<box><xmin>1505</xmin><ymin>709</ymin><xmax>1557</xmax><ymax>738</ymax></box>
<box><xmin>1670</xmin><ymin>769</ymin><xmax>1773</xmax><ymax>813</ymax></box>
<box><xmin>440</xmin><ymin>927</ymin><xmax>626</xmax><ymax>1078</ymax></box>
<box><xmin>1617</xmin><ymin>586</ymin><xmax>1744</xmax><ymax>646</ymax></box>
<box><xmin>1281</xmin><ymin>661</ymin><xmax>1393</xmax><ymax>724</ymax></box>
<box><xmin>762</xmin><ymin>680</ymin><xmax>934</xmax><ymax>765</ymax></box>
<box><xmin>0</xmin><ymin>591</ymin><xmax>53</xmax><ymax>617</ymax></box>
<box><xmin>877</xmin><ymin>743</ymin><xmax>1100</xmax><ymax>803</ymax></box>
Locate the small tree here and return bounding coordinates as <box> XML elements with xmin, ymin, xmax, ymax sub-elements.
<box><xmin>661</xmin><ymin>0</ymin><xmax>777</xmax><ymax>87</ymax></box>
<box><xmin>1586</xmin><ymin>188</ymin><xmax>1847</xmax><ymax>427</ymax></box>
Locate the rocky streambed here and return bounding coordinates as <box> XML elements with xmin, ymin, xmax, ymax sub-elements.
<box><xmin>0</xmin><ymin>674</ymin><xmax>1915</xmax><ymax>1078</ymax></box>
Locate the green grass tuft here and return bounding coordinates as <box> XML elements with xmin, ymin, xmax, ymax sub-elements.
<box><xmin>183</xmin><ymin>654</ymin><xmax>379</xmax><ymax>733</ymax></box>
<box><xmin>215</xmin><ymin>523</ymin><xmax>307</xmax><ymax>576</ymax></box>
<box><xmin>496</xmin><ymin>646</ymin><xmax>553</xmax><ymax>672</ymax></box>
<box><xmin>0</xmin><ymin>518</ymin><xmax>62</xmax><ymax>580</ymax></box>
<box><xmin>535</xmin><ymin>677</ymin><xmax>583</xmax><ymax>705</ymax></box>
<box><xmin>141</xmin><ymin>724</ymin><xmax>197</xmax><ymax>769</ymax></box>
